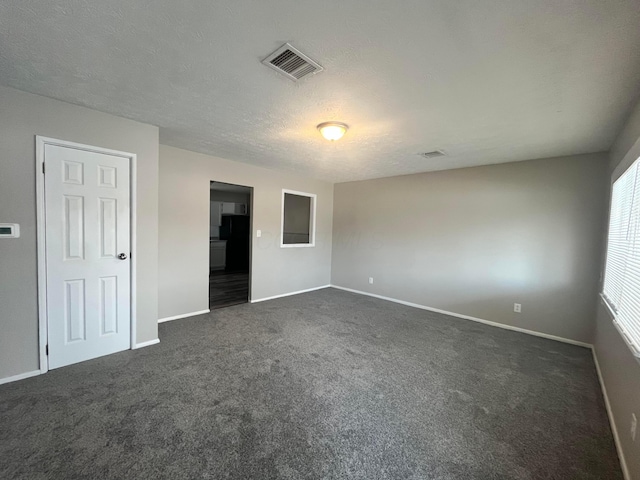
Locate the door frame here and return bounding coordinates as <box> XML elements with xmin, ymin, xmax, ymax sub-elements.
<box><xmin>208</xmin><ymin>180</ymin><xmax>253</xmax><ymax>306</ymax></box>
<box><xmin>35</xmin><ymin>136</ymin><xmax>138</xmax><ymax>374</ymax></box>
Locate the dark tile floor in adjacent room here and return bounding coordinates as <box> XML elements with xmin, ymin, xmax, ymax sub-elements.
<box><xmin>0</xmin><ymin>288</ymin><xmax>622</xmax><ymax>479</ymax></box>
<box><xmin>209</xmin><ymin>270</ymin><xmax>249</xmax><ymax>309</ymax></box>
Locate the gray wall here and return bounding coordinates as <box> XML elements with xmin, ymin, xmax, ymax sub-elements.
<box><xmin>594</xmin><ymin>97</ymin><xmax>640</xmax><ymax>480</ymax></box>
<box><xmin>159</xmin><ymin>145</ymin><xmax>333</xmax><ymax>319</ymax></box>
<box><xmin>0</xmin><ymin>86</ymin><xmax>159</xmax><ymax>381</ymax></box>
<box><xmin>332</xmin><ymin>153</ymin><xmax>609</xmax><ymax>343</ymax></box>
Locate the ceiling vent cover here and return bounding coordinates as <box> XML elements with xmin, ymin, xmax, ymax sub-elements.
<box><xmin>418</xmin><ymin>150</ymin><xmax>446</xmax><ymax>159</ymax></box>
<box><xmin>262</xmin><ymin>43</ymin><xmax>324</xmax><ymax>81</ymax></box>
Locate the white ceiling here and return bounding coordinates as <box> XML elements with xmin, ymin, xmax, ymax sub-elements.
<box><xmin>1</xmin><ymin>1</ymin><xmax>640</xmax><ymax>183</ymax></box>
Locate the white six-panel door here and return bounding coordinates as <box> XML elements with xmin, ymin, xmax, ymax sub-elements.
<box><xmin>44</xmin><ymin>144</ymin><xmax>131</xmax><ymax>369</ymax></box>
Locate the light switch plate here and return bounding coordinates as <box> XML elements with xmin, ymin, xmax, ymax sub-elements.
<box><xmin>256</xmin><ymin>229</ymin><xmax>262</xmax><ymax>238</ymax></box>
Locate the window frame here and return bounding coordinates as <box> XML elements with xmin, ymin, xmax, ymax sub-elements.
<box><xmin>601</xmin><ymin>156</ymin><xmax>640</xmax><ymax>359</ymax></box>
<box><xmin>280</xmin><ymin>189</ymin><xmax>317</xmax><ymax>248</ymax></box>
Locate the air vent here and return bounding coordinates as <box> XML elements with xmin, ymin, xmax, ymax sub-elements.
<box><xmin>418</xmin><ymin>150</ymin><xmax>446</xmax><ymax>159</ymax></box>
<box><xmin>262</xmin><ymin>43</ymin><xmax>324</xmax><ymax>81</ymax></box>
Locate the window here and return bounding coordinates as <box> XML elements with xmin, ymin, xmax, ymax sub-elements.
<box><xmin>602</xmin><ymin>156</ymin><xmax>640</xmax><ymax>357</ymax></box>
<box><xmin>281</xmin><ymin>190</ymin><xmax>316</xmax><ymax>247</ymax></box>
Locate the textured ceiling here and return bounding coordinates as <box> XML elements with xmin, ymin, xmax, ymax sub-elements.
<box><xmin>1</xmin><ymin>1</ymin><xmax>640</xmax><ymax>182</ymax></box>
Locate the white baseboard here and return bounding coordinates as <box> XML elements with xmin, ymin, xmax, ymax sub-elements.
<box><xmin>0</xmin><ymin>369</ymin><xmax>41</xmax><ymax>386</ymax></box>
<box><xmin>330</xmin><ymin>285</ymin><xmax>592</xmax><ymax>349</ymax></box>
<box><xmin>158</xmin><ymin>309</ymin><xmax>210</xmax><ymax>323</ymax></box>
<box><xmin>592</xmin><ymin>349</ymin><xmax>631</xmax><ymax>480</ymax></box>
<box><xmin>251</xmin><ymin>285</ymin><xmax>331</xmax><ymax>304</ymax></box>
<box><xmin>133</xmin><ymin>338</ymin><xmax>160</xmax><ymax>349</ymax></box>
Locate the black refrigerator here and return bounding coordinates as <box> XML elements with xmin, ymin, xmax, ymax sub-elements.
<box><xmin>220</xmin><ymin>215</ymin><xmax>250</xmax><ymax>272</ymax></box>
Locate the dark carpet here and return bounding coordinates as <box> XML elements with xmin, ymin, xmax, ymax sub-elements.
<box><xmin>0</xmin><ymin>288</ymin><xmax>621</xmax><ymax>479</ymax></box>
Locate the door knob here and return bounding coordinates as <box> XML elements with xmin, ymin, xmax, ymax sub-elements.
<box><xmin>118</xmin><ymin>253</ymin><xmax>128</xmax><ymax>260</ymax></box>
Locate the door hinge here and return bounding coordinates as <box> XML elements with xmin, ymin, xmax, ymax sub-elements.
<box><xmin>45</xmin><ymin>344</ymin><xmax>49</xmax><ymax>355</ymax></box>
<box><xmin>42</xmin><ymin>163</ymin><xmax>45</xmax><ymax>174</ymax></box>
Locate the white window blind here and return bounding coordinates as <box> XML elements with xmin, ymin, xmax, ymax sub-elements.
<box><xmin>603</xmin><ymin>157</ymin><xmax>640</xmax><ymax>357</ymax></box>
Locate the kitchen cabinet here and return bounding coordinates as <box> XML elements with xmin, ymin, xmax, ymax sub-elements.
<box><xmin>210</xmin><ymin>240</ymin><xmax>226</xmax><ymax>270</ymax></box>
<box><xmin>221</xmin><ymin>202</ymin><xmax>247</xmax><ymax>215</ymax></box>
<box><xmin>210</xmin><ymin>201</ymin><xmax>222</xmax><ymax>227</ymax></box>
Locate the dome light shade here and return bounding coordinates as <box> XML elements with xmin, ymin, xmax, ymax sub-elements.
<box><xmin>317</xmin><ymin>122</ymin><xmax>348</xmax><ymax>141</ymax></box>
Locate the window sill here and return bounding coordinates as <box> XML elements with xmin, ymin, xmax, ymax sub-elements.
<box><xmin>599</xmin><ymin>293</ymin><xmax>640</xmax><ymax>362</ymax></box>
<box><xmin>599</xmin><ymin>293</ymin><xmax>617</xmax><ymax>319</ymax></box>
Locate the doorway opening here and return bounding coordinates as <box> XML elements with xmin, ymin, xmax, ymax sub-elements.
<box><xmin>209</xmin><ymin>181</ymin><xmax>252</xmax><ymax>309</ymax></box>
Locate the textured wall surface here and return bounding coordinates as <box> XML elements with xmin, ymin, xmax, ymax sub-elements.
<box><xmin>158</xmin><ymin>145</ymin><xmax>333</xmax><ymax>319</ymax></box>
<box><xmin>0</xmin><ymin>86</ymin><xmax>159</xmax><ymax>381</ymax></box>
<box><xmin>594</xmin><ymin>97</ymin><xmax>640</xmax><ymax>480</ymax></box>
<box><xmin>1</xmin><ymin>1</ymin><xmax>640</xmax><ymax>181</ymax></box>
<box><xmin>332</xmin><ymin>153</ymin><xmax>609</xmax><ymax>343</ymax></box>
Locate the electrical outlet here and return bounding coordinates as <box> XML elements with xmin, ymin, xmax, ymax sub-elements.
<box><xmin>632</xmin><ymin>413</ymin><xmax>637</xmax><ymax>442</ymax></box>
<box><xmin>514</xmin><ymin>303</ymin><xmax>522</xmax><ymax>313</ymax></box>
<box><xmin>368</xmin><ymin>277</ymin><xmax>374</xmax><ymax>285</ymax></box>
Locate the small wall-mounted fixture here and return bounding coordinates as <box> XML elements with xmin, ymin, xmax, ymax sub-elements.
<box><xmin>0</xmin><ymin>223</ymin><xmax>20</xmax><ymax>238</ymax></box>
<box><xmin>317</xmin><ymin>122</ymin><xmax>349</xmax><ymax>141</ymax></box>
<box><xmin>417</xmin><ymin>150</ymin><xmax>446</xmax><ymax>159</ymax></box>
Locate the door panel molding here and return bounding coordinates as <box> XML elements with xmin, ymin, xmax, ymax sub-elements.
<box><xmin>36</xmin><ymin>136</ymin><xmax>138</xmax><ymax>374</ymax></box>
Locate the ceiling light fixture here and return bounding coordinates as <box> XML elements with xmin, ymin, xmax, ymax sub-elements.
<box><xmin>317</xmin><ymin>122</ymin><xmax>349</xmax><ymax>141</ymax></box>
